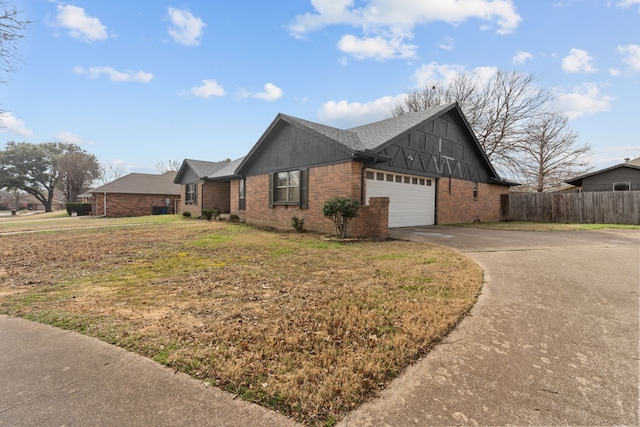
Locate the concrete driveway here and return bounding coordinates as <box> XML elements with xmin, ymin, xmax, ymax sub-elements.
<box><xmin>340</xmin><ymin>226</ymin><xmax>639</xmax><ymax>426</ymax></box>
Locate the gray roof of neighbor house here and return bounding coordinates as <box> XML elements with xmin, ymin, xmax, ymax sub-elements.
<box><xmin>207</xmin><ymin>157</ymin><xmax>245</xmax><ymax>181</ymax></box>
<box><xmin>565</xmin><ymin>158</ymin><xmax>640</xmax><ymax>186</ymax></box>
<box><xmin>174</xmin><ymin>159</ymin><xmax>230</xmax><ymax>183</ymax></box>
<box><xmin>91</xmin><ymin>171</ymin><xmax>180</xmax><ymax>195</ymax></box>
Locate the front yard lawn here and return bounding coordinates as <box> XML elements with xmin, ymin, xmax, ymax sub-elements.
<box><xmin>0</xmin><ymin>216</ymin><xmax>482</xmax><ymax>426</ymax></box>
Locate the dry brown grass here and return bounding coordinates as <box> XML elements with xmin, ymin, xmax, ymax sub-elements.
<box><xmin>0</xmin><ymin>217</ymin><xmax>482</xmax><ymax>426</ymax></box>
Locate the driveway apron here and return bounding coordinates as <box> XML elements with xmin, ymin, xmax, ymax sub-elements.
<box><xmin>340</xmin><ymin>226</ymin><xmax>639</xmax><ymax>426</ymax></box>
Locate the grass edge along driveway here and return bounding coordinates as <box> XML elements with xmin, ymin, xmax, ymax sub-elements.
<box><xmin>0</xmin><ymin>216</ymin><xmax>482</xmax><ymax>426</ymax></box>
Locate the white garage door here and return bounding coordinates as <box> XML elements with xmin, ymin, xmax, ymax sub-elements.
<box><xmin>366</xmin><ymin>169</ymin><xmax>436</xmax><ymax>227</ymax></box>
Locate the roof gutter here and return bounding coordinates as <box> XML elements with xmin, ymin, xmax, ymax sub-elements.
<box><xmin>352</xmin><ymin>150</ymin><xmax>391</xmax><ymax>163</ymax></box>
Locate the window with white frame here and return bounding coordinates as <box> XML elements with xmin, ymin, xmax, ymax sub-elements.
<box><xmin>239</xmin><ymin>179</ymin><xmax>246</xmax><ymax>211</ymax></box>
<box><xmin>275</xmin><ymin>170</ymin><xmax>300</xmax><ymax>203</ymax></box>
<box><xmin>186</xmin><ymin>183</ymin><xmax>197</xmax><ymax>204</ymax></box>
<box><xmin>613</xmin><ymin>182</ymin><xmax>631</xmax><ymax>191</ymax></box>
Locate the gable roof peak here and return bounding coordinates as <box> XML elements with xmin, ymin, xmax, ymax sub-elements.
<box><xmin>347</xmin><ymin>103</ymin><xmax>458</xmax><ymax>150</ymax></box>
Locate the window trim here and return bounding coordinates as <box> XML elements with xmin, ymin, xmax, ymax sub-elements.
<box><xmin>185</xmin><ymin>183</ymin><xmax>198</xmax><ymax>205</ymax></box>
<box><xmin>274</xmin><ymin>170</ymin><xmax>301</xmax><ymax>205</ymax></box>
<box><xmin>238</xmin><ymin>178</ymin><xmax>246</xmax><ymax>211</ymax></box>
<box><xmin>613</xmin><ymin>182</ymin><xmax>631</xmax><ymax>192</ymax></box>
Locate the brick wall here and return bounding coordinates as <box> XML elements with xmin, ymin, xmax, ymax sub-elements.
<box><xmin>436</xmin><ymin>178</ymin><xmax>508</xmax><ymax>224</ymax></box>
<box><xmin>237</xmin><ymin>161</ymin><xmax>389</xmax><ymax>239</ymax></box>
<box><xmin>93</xmin><ymin>193</ymin><xmax>179</xmax><ymax>217</ymax></box>
<box><xmin>178</xmin><ymin>181</ymin><xmax>230</xmax><ymax>217</ymax></box>
<box><xmin>202</xmin><ymin>181</ymin><xmax>230</xmax><ymax>213</ymax></box>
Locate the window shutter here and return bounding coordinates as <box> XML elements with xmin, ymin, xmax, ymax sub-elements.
<box><xmin>268</xmin><ymin>174</ymin><xmax>274</xmax><ymax>208</ymax></box>
<box><xmin>195</xmin><ymin>183</ymin><xmax>198</xmax><ymax>206</ymax></box>
<box><xmin>300</xmin><ymin>169</ymin><xmax>308</xmax><ymax>210</ymax></box>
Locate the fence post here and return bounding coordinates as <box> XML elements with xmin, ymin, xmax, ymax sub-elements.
<box><xmin>500</xmin><ymin>194</ymin><xmax>510</xmax><ymax>221</ymax></box>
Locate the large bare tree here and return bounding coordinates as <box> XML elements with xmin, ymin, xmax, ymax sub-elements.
<box><xmin>155</xmin><ymin>159</ymin><xmax>182</xmax><ymax>173</ymax></box>
<box><xmin>56</xmin><ymin>148</ymin><xmax>101</xmax><ymax>202</ymax></box>
<box><xmin>392</xmin><ymin>70</ymin><xmax>551</xmax><ymax>177</ymax></box>
<box><xmin>0</xmin><ymin>1</ymin><xmax>28</xmax><ymax>85</ymax></box>
<box><xmin>515</xmin><ymin>112</ymin><xmax>592</xmax><ymax>192</ymax></box>
<box><xmin>95</xmin><ymin>163</ymin><xmax>126</xmax><ymax>186</ymax></box>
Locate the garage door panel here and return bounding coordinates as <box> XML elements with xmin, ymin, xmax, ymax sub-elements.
<box><xmin>366</xmin><ymin>170</ymin><xmax>435</xmax><ymax>227</ymax></box>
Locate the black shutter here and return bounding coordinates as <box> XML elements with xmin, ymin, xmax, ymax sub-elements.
<box><xmin>299</xmin><ymin>169</ymin><xmax>308</xmax><ymax>210</ymax></box>
<box><xmin>268</xmin><ymin>174</ymin><xmax>274</xmax><ymax>208</ymax></box>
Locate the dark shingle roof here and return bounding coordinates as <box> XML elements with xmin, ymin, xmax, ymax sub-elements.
<box><xmin>208</xmin><ymin>157</ymin><xmax>245</xmax><ymax>180</ymax></box>
<box><xmin>91</xmin><ymin>171</ymin><xmax>180</xmax><ymax>195</ymax></box>
<box><xmin>348</xmin><ymin>105</ymin><xmax>452</xmax><ymax>150</ymax></box>
<box><xmin>280</xmin><ymin>114</ymin><xmax>365</xmax><ymax>151</ymax></box>
<box><xmin>183</xmin><ymin>159</ymin><xmax>229</xmax><ymax>177</ymax></box>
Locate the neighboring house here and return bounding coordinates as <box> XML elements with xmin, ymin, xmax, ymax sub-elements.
<box><xmin>173</xmin><ymin>158</ymin><xmax>243</xmax><ymax>217</ymax></box>
<box><xmin>220</xmin><ymin>102</ymin><xmax>514</xmax><ymax>239</ymax></box>
<box><xmin>10</xmin><ymin>193</ymin><xmax>66</xmax><ymax>211</ymax></box>
<box><xmin>90</xmin><ymin>171</ymin><xmax>181</xmax><ymax>217</ymax></box>
<box><xmin>565</xmin><ymin>157</ymin><xmax>640</xmax><ymax>192</ymax></box>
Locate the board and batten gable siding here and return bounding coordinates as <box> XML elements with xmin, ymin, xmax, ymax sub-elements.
<box><xmin>174</xmin><ymin>167</ymin><xmax>200</xmax><ymax>185</ymax></box>
<box><xmin>374</xmin><ymin>111</ymin><xmax>491</xmax><ymax>183</ymax></box>
<box><xmin>239</xmin><ymin>120</ymin><xmax>353</xmax><ymax>177</ymax></box>
<box><xmin>580</xmin><ymin>167</ymin><xmax>640</xmax><ymax>192</ymax></box>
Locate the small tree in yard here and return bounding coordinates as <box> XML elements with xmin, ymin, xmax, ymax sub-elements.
<box><xmin>322</xmin><ymin>197</ymin><xmax>360</xmax><ymax>239</ymax></box>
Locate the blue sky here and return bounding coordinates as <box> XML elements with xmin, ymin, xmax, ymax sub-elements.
<box><xmin>1</xmin><ymin>0</ymin><xmax>639</xmax><ymax>175</ymax></box>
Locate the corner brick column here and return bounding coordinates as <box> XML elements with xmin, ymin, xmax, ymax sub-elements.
<box><xmin>367</xmin><ymin>197</ymin><xmax>389</xmax><ymax>240</ymax></box>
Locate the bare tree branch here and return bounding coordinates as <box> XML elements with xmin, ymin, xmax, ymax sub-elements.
<box><xmin>514</xmin><ymin>112</ymin><xmax>592</xmax><ymax>192</ymax></box>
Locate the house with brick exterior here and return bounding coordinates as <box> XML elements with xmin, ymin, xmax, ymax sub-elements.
<box><xmin>173</xmin><ymin>158</ymin><xmax>243</xmax><ymax>217</ymax></box>
<box><xmin>222</xmin><ymin>103</ymin><xmax>514</xmax><ymax>239</ymax></box>
<box><xmin>91</xmin><ymin>171</ymin><xmax>180</xmax><ymax>217</ymax></box>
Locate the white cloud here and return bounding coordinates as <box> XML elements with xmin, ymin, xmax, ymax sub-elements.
<box><xmin>616</xmin><ymin>0</ymin><xmax>640</xmax><ymax>10</ymax></box>
<box><xmin>74</xmin><ymin>66</ymin><xmax>154</xmax><ymax>83</ymax></box>
<box><xmin>167</xmin><ymin>7</ymin><xmax>206</xmax><ymax>46</ymax></box>
<box><xmin>438</xmin><ymin>36</ymin><xmax>455</xmax><ymax>51</ymax></box>
<box><xmin>55</xmin><ymin>4</ymin><xmax>108</xmax><ymax>42</ymax></box>
<box><xmin>553</xmin><ymin>83</ymin><xmax>614</xmax><ymax>119</ymax></box>
<box><xmin>54</xmin><ymin>130</ymin><xmax>95</xmax><ymax>145</ymax></box>
<box><xmin>337</xmin><ymin>34</ymin><xmax>417</xmax><ymax>60</ymax></box>
<box><xmin>617</xmin><ymin>44</ymin><xmax>640</xmax><ymax>71</ymax></box>
<box><xmin>190</xmin><ymin>80</ymin><xmax>225</xmax><ymax>98</ymax></box>
<box><xmin>412</xmin><ymin>62</ymin><xmax>497</xmax><ymax>88</ymax></box>
<box><xmin>318</xmin><ymin>94</ymin><xmax>405</xmax><ymax>127</ymax></box>
<box><xmin>609</xmin><ymin>68</ymin><xmax>622</xmax><ymax>76</ymax></box>
<box><xmin>562</xmin><ymin>48</ymin><xmax>597</xmax><ymax>73</ymax></box>
<box><xmin>512</xmin><ymin>50</ymin><xmax>533</xmax><ymax>64</ymax></box>
<box><xmin>0</xmin><ymin>112</ymin><xmax>35</xmax><ymax>138</ymax></box>
<box><xmin>289</xmin><ymin>0</ymin><xmax>520</xmax><ymax>60</ymax></box>
<box><xmin>253</xmin><ymin>83</ymin><xmax>283</xmax><ymax>102</ymax></box>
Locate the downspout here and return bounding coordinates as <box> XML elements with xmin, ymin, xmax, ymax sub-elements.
<box><xmin>361</xmin><ymin>165</ymin><xmax>366</xmax><ymax>205</ymax></box>
<box><xmin>201</xmin><ymin>180</ymin><xmax>205</xmax><ymax>208</ymax></box>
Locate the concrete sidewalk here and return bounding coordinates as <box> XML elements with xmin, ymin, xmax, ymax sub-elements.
<box><xmin>0</xmin><ymin>315</ymin><xmax>300</xmax><ymax>427</ymax></box>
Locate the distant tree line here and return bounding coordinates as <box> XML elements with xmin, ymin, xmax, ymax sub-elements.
<box><xmin>0</xmin><ymin>142</ymin><xmax>100</xmax><ymax>211</ymax></box>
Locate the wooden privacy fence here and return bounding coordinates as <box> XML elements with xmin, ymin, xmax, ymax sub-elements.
<box><xmin>501</xmin><ymin>191</ymin><xmax>640</xmax><ymax>224</ymax></box>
